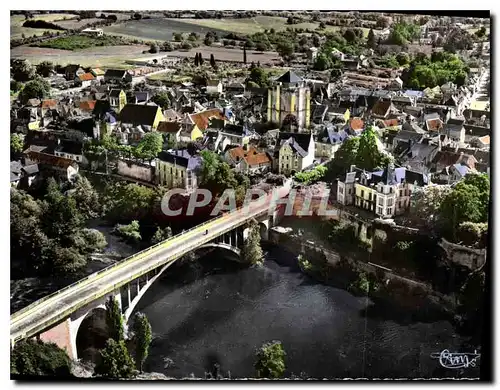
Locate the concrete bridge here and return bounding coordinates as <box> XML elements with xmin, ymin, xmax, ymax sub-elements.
<box><xmin>10</xmin><ymin>184</ymin><xmax>290</xmax><ymax>360</ymax></box>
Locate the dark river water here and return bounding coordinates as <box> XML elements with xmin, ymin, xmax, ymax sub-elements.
<box><xmin>132</xmin><ymin>245</ymin><xmax>480</xmax><ymax>379</ymax></box>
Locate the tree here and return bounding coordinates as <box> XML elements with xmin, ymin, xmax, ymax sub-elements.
<box><xmin>243</xmin><ymin>46</ymin><xmax>247</xmax><ymax>64</ymax></box>
<box><xmin>475</xmin><ymin>26</ymin><xmax>486</xmax><ymax>38</ymax></box>
<box><xmin>94</xmin><ymin>339</ymin><xmax>135</xmax><ymax>379</ymax></box>
<box><xmin>210</xmin><ymin>53</ymin><xmax>216</xmax><ymax>68</ymax></box>
<box><xmin>133</xmin><ymin>12</ymin><xmax>142</xmax><ymax>20</ymax></box>
<box><xmin>276</xmin><ymin>41</ymin><xmax>294</xmax><ymax>59</ymax></box>
<box><xmin>333</xmin><ymin>136</ymin><xmax>359</xmax><ymax>170</ymax></box>
<box><xmin>105</xmin><ymin>296</ymin><xmax>124</xmax><ymax>342</ymax></box>
<box><xmin>104</xmin><ymin>182</ymin><xmax>158</xmax><ymax>222</ymax></box>
<box><xmin>151</xmin><ymin>226</ymin><xmax>172</xmax><ymax>245</ymax></box>
<box><xmin>356</xmin><ymin>126</ymin><xmax>384</xmax><ymax>170</ymax></box>
<box><xmin>11</xmin><ymin>133</ymin><xmax>24</xmax><ymax>155</ymax></box>
<box><xmin>204</xmin><ymin>36</ymin><xmax>214</xmax><ymax>46</ymax></box>
<box><xmin>188</xmin><ymin>32</ymin><xmax>198</xmax><ymax>41</ymax></box>
<box><xmin>161</xmin><ymin>41</ymin><xmax>173</xmax><ymax>51</ymax></box>
<box><xmin>149</xmin><ymin>43</ymin><xmax>159</xmax><ymax>53</ymax></box>
<box><xmin>254</xmin><ymin>341</ymin><xmax>286</xmax><ymax>379</ymax></box>
<box><xmin>376</xmin><ymin>16</ymin><xmax>390</xmax><ymax>28</ymax></box>
<box><xmin>241</xmin><ymin>220</ymin><xmax>264</xmax><ymax>265</ymax></box>
<box><xmin>366</xmin><ymin>28</ymin><xmax>376</xmax><ymax>48</ymax></box>
<box><xmin>152</xmin><ymin>91</ymin><xmax>170</xmax><ymax>109</ymax></box>
<box><xmin>135</xmin><ymin>132</ymin><xmax>163</xmax><ymax>160</ymax></box>
<box><xmin>194</xmin><ymin>52</ymin><xmax>199</xmax><ymax>66</ymax></box>
<box><xmin>71</xmin><ymin>176</ymin><xmax>101</xmax><ymax>219</ymax></box>
<box><xmin>11</xmin><ymin>59</ymin><xmax>35</xmax><ymax>82</ymax></box>
<box><xmin>410</xmin><ymin>185</ymin><xmax>452</xmax><ymax>228</ymax></box>
<box><xmin>35</xmin><ymin>61</ymin><xmax>54</xmax><ymax>77</ymax></box>
<box><xmin>439</xmin><ymin>179</ymin><xmax>486</xmax><ymax>241</ymax></box>
<box><xmin>248</xmin><ymin>66</ymin><xmax>269</xmax><ymax>87</ymax></box>
<box><xmin>313</xmin><ymin>53</ymin><xmax>332</xmax><ymax>71</ymax></box>
<box><xmin>396</xmin><ymin>52</ymin><xmax>410</xmax><ymax>65</ymax></box>
<box><xmin>114</xmin><ymin>220</ymin><xmax>142</xmax><ymax>243</ymax></box>
<box><xmin>132</xmin><ymin>312</ymin><xmax>152</xmax><ymax>372</ymax></box>
<box><xmin>343</xmin><ymin>29</ymin><xmax>357</xmax><ymax>43</ymax></box>
<box><xmin>173</xmin><ymin>33</ymin><xmax>183</xmax><ymax>42</ymax></box>
<box><xmin>11</xmin><ymin>339</ymin><xmax>72</xmax><ymax>377</ymax></box>
<box><xmin>198</xmin><ymin>52</ymin><xmax>204</xmax><ymax>65</ymax></box>
<box><xmin>19</xmin><ymin>77</ymin><xmax>51</xmax><ymax>104</ymax></box>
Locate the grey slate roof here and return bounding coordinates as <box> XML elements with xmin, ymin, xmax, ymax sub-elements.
<box><xmin>158</xmin><ymin>149</ymin><xmax>202</xmax><ymax>170</ymax></box>
<box><xmin>276</xmin><ymin>70</ymin><xmax>303</xmax><ymax>84</ymax></box>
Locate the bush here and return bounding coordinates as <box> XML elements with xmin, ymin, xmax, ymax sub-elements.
<box><xmin>294</xmin><ymin>165</ymin><xmax>327</xmax><ymax>185</ymax></box>
<box><xmin>22</xmin><ymin>19</ymin><xmax>65</xmax><ymax>31</ymax></box>
<box><xmin>457</xmin><ymin>222</ymin><xmax>488</xmax><ymax>247</ymax></box>
<box><xmin>113</xmin><ymin>220</ymin><xmax>142</xmax><ymax>243</ymax></box>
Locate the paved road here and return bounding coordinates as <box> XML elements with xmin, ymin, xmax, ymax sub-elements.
<box><xmin>10</xmin><ymin>185</ymin><xmax>290</xmax><ymax>342</ymax></box>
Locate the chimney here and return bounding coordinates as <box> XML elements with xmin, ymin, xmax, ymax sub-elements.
<box><xmin>243</xmin><ymin>143</ymin><xmax>249</xmax><ymax>152</ymax></box>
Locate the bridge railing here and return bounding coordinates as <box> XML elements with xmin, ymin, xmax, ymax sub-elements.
<box><xmin>10</xmin><ymin>182</ymin><xmax>291</xmax><ymax>324</ymax></box>
<box><xmin>10</xmin><ymin>204</ymin><xmax>258</xmax><ymax>322</ymax></box>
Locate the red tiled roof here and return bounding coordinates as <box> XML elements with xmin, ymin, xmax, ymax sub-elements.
<box><xmin>79</xmin><ymin>100</ymin><xmax>96</xmax><ymax>111</ymax></box>
<box><xmin>41</xmin><ymin>99</ymin><xmax>58</xmax><ymax>109</ymax></box>
<box><xmin>26</xmin><ymin>150</ymin><xmax>76</xmax><ymax>169</ymax></box>
<box><xmin>478</xmin><ymin>135</ymin><xmax>490</xmax><ymax>145</ymax></box>
<box><xmin>78</xmin><ymin>72</ymin><xmax>96</xmax><ymax>81</ymax></box>
<box><xmin>383</xmin><ymin>118</ymin><xmax>399</xmax><ymax>127</ymax></box>
<box><xmin>190</xmin><ymin>109</ymin><xmax>223</xmax><ymax>131</ymax></box>
<box><xmin>229</xmin><ymin>146</ymin><xmax>271</xmax><ymax>167</ymax></box>
<box><xmin>426</xmin><ymin>118</ymin><xmax>443</xmax><ymax>131</ymax></box>
<box><xmin>350</xmin><ymin>117</ymin><xmax>364</xmax><ymax>131</ymax></box>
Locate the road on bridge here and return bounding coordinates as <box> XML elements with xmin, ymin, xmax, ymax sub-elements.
<box><xmin>10</xmin><ymin>184</ymin><xmax>290</xmax><ymax>343</ymax></box>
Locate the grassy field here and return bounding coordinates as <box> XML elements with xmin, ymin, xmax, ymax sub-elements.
<box><xmin>31</xmin><ymin>34</ymin><xmax>132</xmax><ymax>51</ymax></box>
<box><xmin>166</xmin><ymin>16</ymin><xmax>371</xmax><ymax>37</ymax></box>
<box><xmin>10</xmin><ymin>13</ymin><xmax>78</xmax><ymax>39</ymax></box>
<box><xmin>11</xmin><ymin>45</ymin><xmax>148</xmax><ymax>68</ymax></box>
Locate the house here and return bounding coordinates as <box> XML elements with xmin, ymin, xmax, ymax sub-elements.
<box><xmin>470</xmin><ymin>135</ymin><xmax>490</xmax><ymax>149</ymax></box>
<box><xmin>441</xmin><ymin>123</ymin><xmax>465</xmax><ymax>144</ymax></box>
<box><xmin>54</xmin><ymin>140</ymin><xmax>86</xmax><ymax>165</ymax></box>
<box><xmin>104</xmin><ymin>69</ymin><xmax>132</xmax><ymax>84</ymax></box>
<box><xmin>346</xmin><ymin>117</ymin><xmax>364</xmax><ymax>136</ymax></box>
<box><xmin>157</xmin><ymin>121</ymin><xmax>182</xmax><ymax>144</ymax></box>
<box><xmin>277</xmin><ymin>132</ymin><xmax>315</xmax><ymax>175</ymax></box>
<box><xmin>206</xmin><ymin>79</ymin><xmax>223</xmax><ymax>95</ymax></box>
<box><xmin>187</xmin><ymin>108</ymin><xmax>226</xmax><ymax>141</ymax></box>
<box><xmin>337</xmin><ymin>163</ymin><xmax>430</xmax><ymax>219</ymax></box>
<box><xmin>163</xmin><ymin>109</ymin><xmax>182</xmax><ymax>122</ymax></box>
<box><xmin>10</xmin><ymin>161</ymin><xmax>22</xmax><ymax>188</ymax></box>
<box><xmin>342</xmin><ymin>58</ymin><xmax>361</xmax><ymax>71</ymax></box>
<box><xmin>133</xmin><ymin>91</ymin><xmax>151</xmax><ymax>105</ymax></box>
<box><xmin>78</xmin><ymin>100</ymin><xmax>96</xmax><ymax>116</ymax></box>
<box><xmin>24</xmin><ymin>146</ymin><xmax>79</xmax><ymax>181</ymax></box>
<box><xmin>90</xmin><ymin>68</ymin><xmax>105</xmax><ymax>81</ymax></box>
<box><xmin>76</xmin><ymin>72</ymin><xmax>96</xmax><ymax>88</ymax></box>
<box><xmin>371</xmin><ymin>99</ymin><xmax>397</xmax><ymax>119</ymax></box>
<box><xmin>226</xmin><ymin>82</ymin><xmax>246</xmax><ymax>95</ymax></box>
<box><xmin>310</xmin><ymin>102</ymin><xmax>329</xmax><ymax>124</ymax></box>
<box><xmin>65</xmin><ymin>65</ymin><xmax>84</xmax><ymax>81</ymax></box>
<box><xmin>396</xmin><ymin>138</ymin><xmax>440</xmax><ymax>174</ymax></box>
<box><xmin>225</xmin><ymin>144</ymin><xmax>271</xmax><ymax>173</ymax></box>
<box><xmin>430</xmin><ymin>150</ymin><xmax>477</xmax><ymax>174</ymax></box>
<box><xmin>117</xmin><ymin>159</ymin><xmax>155</xmax><ymax>183</ymax></box>
<box><xmin>155</xmin><ymin>149</ymin><xmax>202</xmax><ymax>191</ymax></box>
<box><xmin>308</xmin><ymin>47</ymin><xmax>319</xmax><ymax>61</ymax></box>
<box><xmin>109</xmin><ymin>89</ymin><xmax>127</xmax><ymax>113</ymax></box>
<box><xmin>436</xmin><ymin>164</ymin><xmax>474</xmax><ymax>184</ymax></box>
<box><xmin>331</xmin><ymin>48</ymin><xmax>345</xmax><ymax>61</ymax></box>
<box><xmin>82</xmin><ymin>27</ymin><xmax>103</xmax><ymax>37</ymax></box>
<box><xmin>326</xmin><ymin>107</ymin><xmax>350</xmax><ymax>124</ymax></box>
<box><xmin>216</xmin><ymin>124</ymin><xmax>251</xmax><ymax>147</ymax></box>
<box><xmin>119</xmin><ymin>104</ymin><xmax>165</xmax><ymax>131</ymax></box>
<box><xmin>315</xmin><ymin>125</ymin><xmax>348</xmax><ymax>159</ymax></box>
<box><xmin>423</xmin><ymin>112</ymin><xmax>443</xmax><ymax>132</ymax></box>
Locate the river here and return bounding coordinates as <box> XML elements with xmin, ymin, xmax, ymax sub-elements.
<box><xmin>132</xmin><ymin>244</ymin><xmax>480</xmax><ymax>379</ymax></box>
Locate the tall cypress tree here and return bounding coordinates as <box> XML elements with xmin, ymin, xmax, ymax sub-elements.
<box><xmin>242</xmin><ymin>220</ymin><xmax>263</xmax><ymax>265</ymax></box>
<box><xmin>210</xmin><ymin>53</ymin><xmax>216</xmax><ymax>68</ymax></box>
<box><xmin>105</xmin><ymin>296</ymin><xmax>124</xmax><ymax>342</ymax></box>
<box><xmin>132</xmin><ymin>312</ymin><xmax>152</xmax><ymax>372</ymax></box>
<box><xmin>194</xmin><ymin>52</ymin><xmax>199</xmax><ymax>66</ymax></box>
<box><xmin>367</xmin><ymin>28</ymin><xmax>376</xmax><ymax>49</ymax></box>
<box><xmin>243</xmin><ymin>46</ymin><xmax>247</xmax><ymax>65</ymax></box>
<box><xmin>199</xmin><ymin>52</ymin><xmax>204</xmax><ymax>65</ymax></box>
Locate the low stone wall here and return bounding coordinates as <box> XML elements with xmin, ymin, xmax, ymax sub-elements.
<box><xmin>439</xmin><ymin>238</ymin><xmax>487</xmax><ymax>270</ymax></box>
<box><xmin>116</xmin><ymin>159</ymin><xmax>154</xmax><ymax>183</ymax></box>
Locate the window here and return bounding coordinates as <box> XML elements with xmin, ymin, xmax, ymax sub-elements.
<box><xmin>378</xmin><ymin>197</ymin><xmax>384</xmax><ymax>206</ymax></box>
<box><xmin>399</xmin><ymin>201</ymin><xmax>403</xmax><ymax>209</ymax></box>
<box><xmin>387</xmin><ymin>198</ymin><xmax>394</xmax><ymax>207</ymax></box>
<box><xmin>399</xmin><ymin>190</ymin><xmax>403</xmax><ymax>197</ymax></box>
<box><xmin>368</xmin><ymin>193</ymin><xmax>372</xmax><ymax>201</ymax></box>
<box><xmin>377</xmin><ymin>207</ymin><xmax>383</xmax><ymax>214</ymax></box>
<box><xmin>389</xmin><ymin>187</ymin><xmax>393</xmax><ymax>194</ymax></box>
<box><xmin>76</xmin><ymin>156</ymin><xmax>80</xmax><ymax>161</ymax></box>
<box><xmin>361</xmin><ymin>190</ymin><xmax>364</xmax><ymax>198</ymax></box>
<box><xmin>348</xmin><ymin>188</ymin><xmax>352</xmax><ymax>195</ymax></box>
<box><xmin>387</xmin><ymin>207</ymin><xmax>393</xmax><ymax>215</ymax></box>
<box><xmin>339</xmin><ymin>186</ymin><xmax>344</xmax><ymax>194</ymax></box>
<box><xmin>181</xmin><ymin>170</ymin><xmax>184</xmax><ymax>178</ymax></box>
<box><xmin>294</xmin><ymin>159</ymin><xmax>298</xmax><ymax>167</ymax></box>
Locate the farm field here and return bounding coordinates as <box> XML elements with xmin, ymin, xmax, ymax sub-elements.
<box><xmin>10</xmin><ymin>13</ymin><xmax>78</xmax><ymax>39</ymax></box>
<box><xmin>10</xmin><ymin>45</ymin><xmax>148</xmax><ymax>68</ymax></box>
<box><xmin>103</xmin><ymin>16</ymin><xmax>371</xmax><ymax>41</ymax></box>
<box><xmin>103</xmin><ymin>18</ymin><xmax>229</xmax><ymax>41</ymax></box>
<box><xmin>163</xmin><ymin>46</ymin><xmax>280</xmax><ymax>64</ymax></box>
<box><xmin>31</xmin><ymin>34</ymin><xmax>133</xmax><ymax>51</ymax></box>
<box><xmin>166</xmin><ymin>16</ymin><xmax>371</xmax><ymax>36</ymax></box>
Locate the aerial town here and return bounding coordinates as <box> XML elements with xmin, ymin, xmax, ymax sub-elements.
<box><xmin>10</xmin><ymin>10</ymin><xmax>490</xmax><ymax>380</ymax></box>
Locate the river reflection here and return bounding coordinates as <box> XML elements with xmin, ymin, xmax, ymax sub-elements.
<box><xmin>132</xmin><ymin>245</ymin><xmax>480</xmax><ymax>379</ymax></box>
